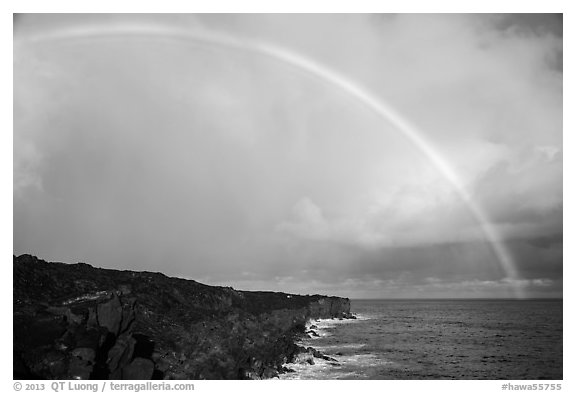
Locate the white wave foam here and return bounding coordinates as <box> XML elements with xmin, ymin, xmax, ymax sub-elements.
<box><xmin>313</xmin><ymin>343</ymin><xmax>367</xmax><ymax>351</ymax></box>
<box><xmin>282</xmin><ymin>314</ymin><xmax>378</xmax><ymax>379</ymax></box>
<box><xmin>279</xmin><ymin>357</ymin><xmax>351</xmax><ymax>380</ymax></box>
<box><xmin>306</xmin><ymin>314</ymin><xmax>368</xmax><ymax>331</ymax></box>
<box><xmin>279</xmin><ymin>353</ymin><xmax>392</xmax><ymax>380</ymax></box>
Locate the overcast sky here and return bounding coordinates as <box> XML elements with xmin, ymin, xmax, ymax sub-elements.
<box><xmin>13</xmin><ymin>14</ymin><xmax>562</xmax><ymax>298</ymax></box>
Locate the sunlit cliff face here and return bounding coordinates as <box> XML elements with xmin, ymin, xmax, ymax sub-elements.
<box><xmin>14</xmin><ymin>14</ymin><xmax>562</xmax><ymax>298</ymax></box>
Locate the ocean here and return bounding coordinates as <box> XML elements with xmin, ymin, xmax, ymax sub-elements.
<box><xmin>280</xmin><ymin>299</ymin><xmax>562</xmax><ymax>380</ymax></box>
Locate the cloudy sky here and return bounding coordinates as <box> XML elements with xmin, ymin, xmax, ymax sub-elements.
<box><xmin>13</xmin><ymin>14</ymin><xmax>562</xmax><ymax>298</ymax></box>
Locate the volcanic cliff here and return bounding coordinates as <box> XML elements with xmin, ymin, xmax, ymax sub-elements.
<box><xmin>13</xmin><ymin>254</ymin><xmax>352</xmax><ymax>380</ymax></box>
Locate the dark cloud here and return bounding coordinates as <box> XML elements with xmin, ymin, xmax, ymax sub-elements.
<box><xmin>525</xmin><ymin>233</ymin><xmax>563</xmax><ymax>249</ymax></box>
<box><xmin>494</xmin><ymin>14</ymin><xmax>563</xmax><ymax>38</ymax></box>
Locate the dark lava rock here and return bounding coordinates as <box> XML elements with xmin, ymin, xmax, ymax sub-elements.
<box><xmin>107</xmin><ymin>333</ymin><xmax>136</xmax><ymax>376</ymax></box>
<box><xmin>308</xmin><ymin>347</ymin><xmax>322</xmax><ymax>358</ymax></box>
<box><xmin>69</xmin><ymin>348</ymin><xmax>95</xmax><ymax>380</ymax></box>
<box><xmin>97</xmin><ymin>295</ymin><xmax>123</xmax><ymax>336</ymax></box>
<box><xmin>261</xmin><ymin>367</ymin><xmax>279</xmax><ymax>379</ymax></box>
<box><xmin>121</xmin><ymin>358</ymin><xmax>155</xmax><ymax>380</ymax></box>
<box><xmin>13</xmin><ymin>254</ymin><xmax>351</xmax><ymax>380</ymax></box>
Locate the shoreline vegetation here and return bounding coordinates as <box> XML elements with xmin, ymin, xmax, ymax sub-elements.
<box><xmin>13</xmin><ymin>254</ymin><xmax>356</xmax><ymax>380</ymax></box>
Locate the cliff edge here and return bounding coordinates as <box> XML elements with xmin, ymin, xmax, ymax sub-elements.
<box><xmin>13</xmin><ymin>254</ymin><xmax>352</xmax><ymax>379</ymax></box>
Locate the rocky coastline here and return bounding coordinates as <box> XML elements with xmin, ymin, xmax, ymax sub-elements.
<box><xmin>13</xmin><ymin>254</ymin><xmax>355</xmax><ymax>380</ymax></box>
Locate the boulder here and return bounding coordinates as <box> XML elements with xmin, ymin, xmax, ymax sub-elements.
<box><xmin>107</xmin><ymin>334</ymin><xmax>136</xmax><ymax>375</ymax></box>
<box><xmin>97</xmin><ymin>295</ymin><xmax>123</xmax><ymax>336</ymax></box>
<box><xmin>68</xmin><ymin>348</ymin><xmax>96</xmax><ymax>379</ymax></box>
<box><xmin>121</xmin><ymin>358</ymin><xmax>155</xmax><ymax>380</ymax></box>
<box><xmin>120</xmin><ymin>300</ymin><xmax>136</xmax><ymax>334</ymax></box>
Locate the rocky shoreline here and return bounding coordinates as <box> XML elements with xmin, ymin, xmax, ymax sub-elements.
<box><xmin>13</xmin><ymin>254</ymin><xmax>354</xmax><ymax>380</ymax></box>
<box><xmin>275</xmin><ymin>315</ymin><xmax>359</xmax><ymax>378</ymax></box>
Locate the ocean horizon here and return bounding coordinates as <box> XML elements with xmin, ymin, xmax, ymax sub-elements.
<box><xmin>281</xmin><ymin>298</ymin><xmax>563</xmax><ymax>380</ymax></box>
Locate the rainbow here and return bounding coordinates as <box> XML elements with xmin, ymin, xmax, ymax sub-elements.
<box><xmin>16</xmin><ymin>23</ymin><xmax>524</xmax><ymax>298</ymax></box>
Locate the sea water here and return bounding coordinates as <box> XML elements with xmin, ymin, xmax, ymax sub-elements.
<box><xmin>280</xmin><ymin>299</ymin><xmax>562</xmax><ymax>380</ymax></box>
